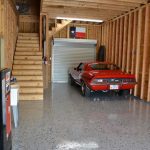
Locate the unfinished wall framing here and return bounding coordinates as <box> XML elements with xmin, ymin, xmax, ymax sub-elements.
<box><xmin>101</xmin><ymin>4</ymin><xmax>150</xmax><ymax>102</ymax></box>
<box><xmin>0</xmin><ymin>0</ymin><xmax>18</xmax><ymax>68</ymax></box>
<box><xmin>40</xmin><ymin>3</ymin><xmax>150</xmax><ymax>102</ymax></box>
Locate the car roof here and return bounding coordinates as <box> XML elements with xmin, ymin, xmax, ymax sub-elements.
<box><xmin>84</xmin><ymin>61</ymin><xmax>114</xmax><ymax>66</ymax></box>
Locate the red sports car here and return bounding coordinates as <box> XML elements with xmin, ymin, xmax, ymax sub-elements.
<box><xmin>68</xmin><ymin>62</ymin><xmax>136</xmax><ymax>96</ymax></box>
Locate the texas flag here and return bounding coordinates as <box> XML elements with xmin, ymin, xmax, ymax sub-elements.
<box><xmin>70</xmin><ymin>27</ymin><xmax>86</xmax><ymax>39</ymax></box>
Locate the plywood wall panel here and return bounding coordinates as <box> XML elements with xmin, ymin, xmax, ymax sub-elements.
<box><xmin>1</xmin><ymin>0</ymin><xmax>18</xmax><ymax>68</ymax></box>
<box><xmin>19</xmin><ymin>15</ymin><xmax>39</xmax><ymax>33</ymax></box>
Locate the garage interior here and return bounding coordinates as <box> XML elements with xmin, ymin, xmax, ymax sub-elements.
<box><xmin>0</xmin><ymin>0</ymin><xmax>150</xmax><ymax>149</ymax></box>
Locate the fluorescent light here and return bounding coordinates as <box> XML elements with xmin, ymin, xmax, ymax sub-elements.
<box><xmin>56</xmin><ymin>17</ymin><xmax>103</xmax><ymax>23</ymax></box>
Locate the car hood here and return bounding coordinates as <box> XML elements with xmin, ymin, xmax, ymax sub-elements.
<box><xmin>88</xmin><ymin>70</ymin><xmax>135</xmax><ymax>78</ymax></box>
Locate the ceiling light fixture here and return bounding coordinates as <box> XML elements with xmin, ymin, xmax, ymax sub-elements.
<box><xmin>56</xmin><ymin>17</ymin><xmax>103</xmax><ymax>23</ymax></box>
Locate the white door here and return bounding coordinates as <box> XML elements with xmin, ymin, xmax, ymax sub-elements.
<box><xmin>52</xmin><ymin>38</ymin><xmax>97</xmax><ymax>83</ymax></box>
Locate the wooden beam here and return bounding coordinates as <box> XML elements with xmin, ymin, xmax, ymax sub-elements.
<box><xmin>107</xmin><ymin>22</ymin><xmax>110</xmax><ymax>62</ymax></box>
<box><xmin>43</xmin><ymin>0</ymin><xmax>145</xmax><ymax>7</ymax></box>
<box><xmin>126</xmin><ymin>13</ymin><xmax>133</xmax><ymax>73</ymax></box>
<box><xmin>122</xmin><ymin>15</ymin><xmax>128</xmax><ymax>71</ymax></box>
<box><xmin>46</xmin><ymin>14</ymin><xmax>49</xmax><ymax>57</ymax></box>
<box><xmin>49</xmin><ymin>20</ymin><xmax>72</xmax><ymax>37</ymax></box>
<box><xmin>42</xmin><ymin>6</ymin><xmax>127</xmax><ymax>20</ymax></box>
<box><xmin>148</xmin><ymin>66</ymin><xmax>150</xmax><ymax>102</ymax></box>
<box><xmin>76</xmin><ymin>0</ymin><xmax>146</xmax><ymax>7</ymax></box>
<box><xmin>0</xmin><ymin>0</ymin><xmax>4</xmax><ymax>37</ymax></box>
<box><xmin>106</xmin><ymin>23</ymin><xmax>109</xmax><ymax>61</ymax></box>
<box><xmin>115</xmin><ymin>19</ymin><xmax>119</xmax><ymax>65</ymax></box>
<box><xmin>111</xmin><ymin>21</ymin><xmax>116</xmax><ymax>63</ymax></box>
<box><xmin>19</xmin><ymin>15</ymin><xmax>39</xmax><ymax>23</ymax></box>
<box><xmin>116</xmin><ymin>0</ymin><xmax>147</xmax><ymax>3</ymax></box>
<box><xmin>108</xmin><ymin>22</ymin><xmax>113</xmax><ymax>62</ymax></box>
<box><xmin>40</xmin><ymin>14</ymin><xmax>43</xmax><ymax>52</ymax></box>
<box><xmin>131</xmin><ymin>11</ymin><xmax>138</xmax><ymax>74</ymax></box>
<box><xmin>118</xmin><ymin>17</ymin><xmax>124</xmax><ymax>68</ymax></box>
<box><xmin>8</xmin><ymin>0</ymin><xmax>18</xmax><ymax>17</ymax></box>
<box><xmin>141</xmin><ymin>5</ymin><xmax>150</xmax><ymax>99</ymax></box>
<box><xmin>101</xmin><ymin>25</ymin><xmax>104</xmax><ymax>45</ymax></box>
<box><xmin>43</xmin><ymin>0</ymin><xmax>136</xmax><ymax>11</ymax></box>
<box><xmin>134</xmin><ymin>8</ymin><xmax>143</xmax><ymax>96</ymax></box>
<box><xmin>67</xmin><ymin>25</ymin><xmax>69</xmax><ymax>38</ymax></box>
<box><xmin>112</xmin><ymin>3</ymin><xmax>150</xmax><ymax>21</ymax></box>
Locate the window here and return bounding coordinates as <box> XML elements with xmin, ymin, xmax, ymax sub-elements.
<box><xmin>90</xmin><ymin>63</ymin><xmax>119</xmax><ymax>70</ymax></box>
<box><xmin>77</xmin><ymin>63</ymin><xmax>84</xmax><ymax>71</ymax></box>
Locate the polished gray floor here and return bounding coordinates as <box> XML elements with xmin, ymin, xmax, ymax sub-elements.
<box><xmin>12</xmin><ymin>83</ymin><xmax>150</xmax><ymax>150</ymax></box>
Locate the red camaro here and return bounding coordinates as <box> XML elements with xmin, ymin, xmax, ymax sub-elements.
<box><xmin>68</xmin><ymin>62</ymin><xmax>137</xmax><ymax>96</ymax></box>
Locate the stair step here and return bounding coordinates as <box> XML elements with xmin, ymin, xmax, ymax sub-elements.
<box><xmin>17</xmin><ymin>40</ymin><xmax>39</xmax><ymax>44</ymax></box>
<box><xmin>15</xmin><ymin>76</ymin><xmax>43</xmax><ymax>81</ymax></box>
<box><xmin>13</xmin><ymin>32</ymin><xmax>43</xmax><ymax>101</ymax></box>
<box><xmin>18</xmin><ymin>36</ymin><xmax>39</xmax><ymax>40</ymax></box>
<box><xmin>17</xmin><ymin>81</ymin><xmax>43</xmax><ymax>87</ymax></box>
<box><xmin>14</xmin><ymin>60</ymin><xmax>42</xmax><ymax>65</ymax></box>
<box><xmin>20</xmin><ymin>94</ymin><xmax>43</xmax><ymax>101</ymax></box>
<box><xmin>20</xmin><ymin>88</ymin><xmax>43</xmax><ymax>94</ymax></box>
<box><xmin>13</xmin><ymin>65</ymin><xmax>42</xmax><ymax>70</ymax></box>
<box><xmin>18</xmin><ymin>33</ymin><xmax>39</xmax><ymax>37</ymax></box>
<box><xmin>17</xmin><ymin>43</ymin><xmax>39</xmax><ymax>48</ymax></box>
<box><xmin>15</xmin><ymin>52</ymin><xmax>42</xmax><ymax>56</ymax></box>
<box><xmin>12</xmin><ymin>70</ymin><xmax>42</xmax><ymax>75</ymax></box>
<box><xmin>14</xmin><ymin>56</ymin><xmax>42</xmax><ymax>60</ymax></box>
<box><xmin>16</xmin><ymin>47</ymin><xmax>39</xmax><ymax>52</ymax></box>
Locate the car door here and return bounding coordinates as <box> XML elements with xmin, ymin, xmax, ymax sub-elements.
<box><xmin>71</xmin><ymin>63</ymin><xmax>84</xmax><ymax>84</ymax></box>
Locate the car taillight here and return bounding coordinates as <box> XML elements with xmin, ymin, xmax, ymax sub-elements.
<box><xmin>91</xmin><ymin>79</ymin><xmax>108</xmax><ymax>85</ymax></box>
<box><xmin>122</xmin><ymin>78</ymin><xmax>136</xmax><ymax>83</ymax></box>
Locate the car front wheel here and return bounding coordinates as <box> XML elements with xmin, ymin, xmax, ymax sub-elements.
<box><xmin>81</xmin><ymin>82</ymin><xmax>91</xmax><ymax>97</ymax></box>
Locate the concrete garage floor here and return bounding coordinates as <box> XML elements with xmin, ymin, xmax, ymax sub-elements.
<box><xmin>12</xmin><ymin>83</ymin><xmax>150</xmax><ymax>150</ymax></box>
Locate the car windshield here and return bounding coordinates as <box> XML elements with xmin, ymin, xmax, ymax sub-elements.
<box><xmin>90</xmin><ymin>63</ymin><xmax>119</xmax><ymax>70</ymax></box>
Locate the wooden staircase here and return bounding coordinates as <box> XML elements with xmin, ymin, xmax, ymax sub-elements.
<box><xmin>49</xmin><ymin>20</ymin><xmax>72</xmax><ymax>37</ymax></box>
<box><xmin>12</xmin><ymin>33</ymin><xmax>43</xmax><ymax>101</ymax></box>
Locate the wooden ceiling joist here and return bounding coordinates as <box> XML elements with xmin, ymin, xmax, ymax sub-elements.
<box><xmin>42</xmin><ymin>1</ymin><xmax>136</xmax><ymax>11</ymax></box>
<box><xmin>41</xmin><ymin>0</ymin><xmax>148</xmax><ymax>21</ymax></box>
<box><xmin>43</xmin><ymin>0</ymin><xmax>147</xmax><ymax>7</ymax></box>
<box><xmin>42</xmin><ymin>6</ymin><xmax>125</xmax><ymax>20</ymax></box>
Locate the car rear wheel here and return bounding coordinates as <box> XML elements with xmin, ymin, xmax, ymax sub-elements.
<box><xmin>81</xmin><ymin>82</ymin><xmax>91</xmax><ymax>97</ymax></box>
